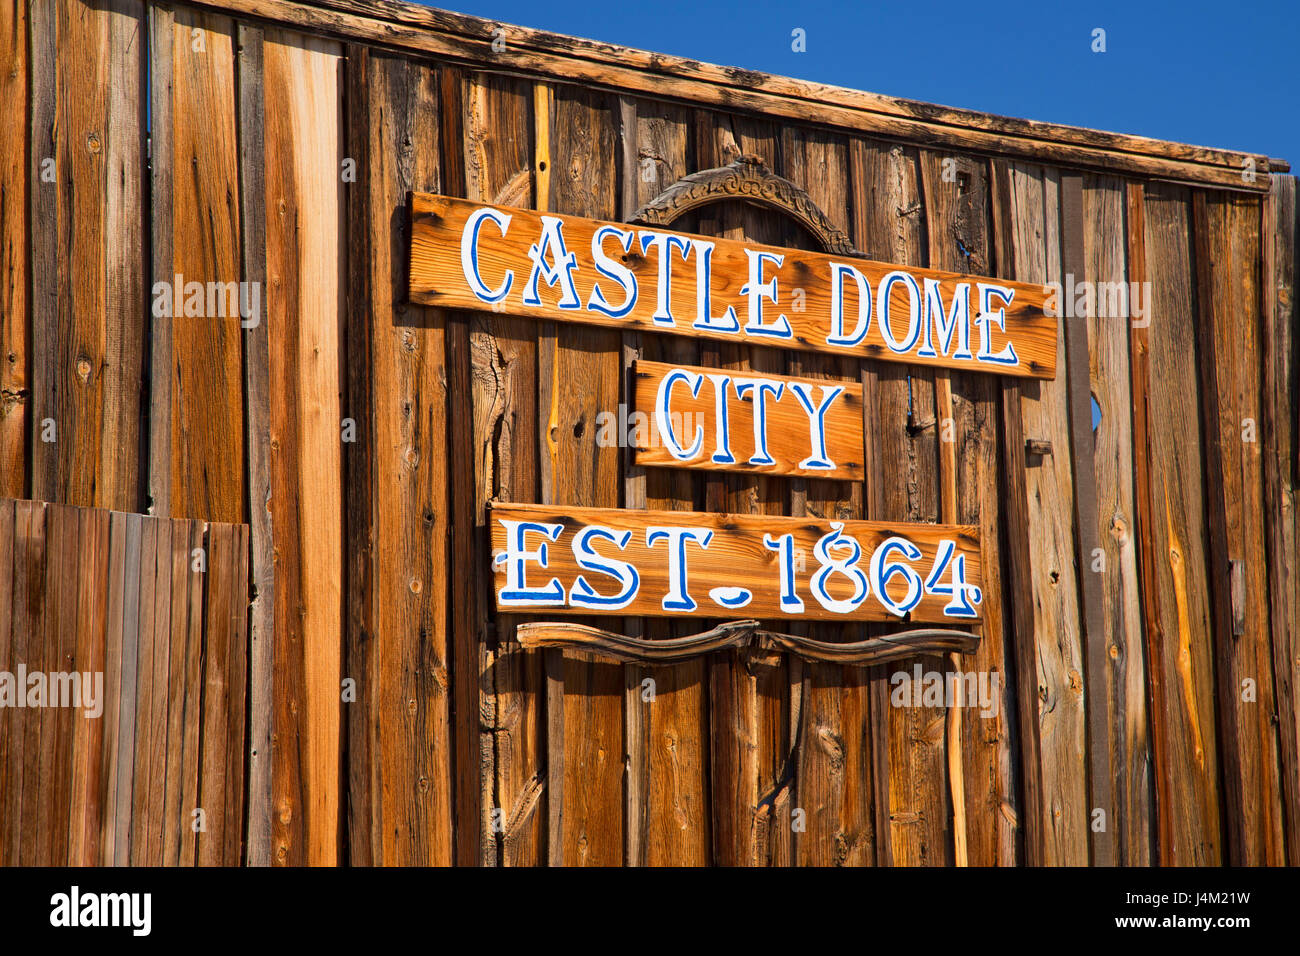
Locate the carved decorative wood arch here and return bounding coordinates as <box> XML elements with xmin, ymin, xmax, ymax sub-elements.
<box><xmin>630</xmin><ymin>154</ymin><xmax>861</xmax><ymax>256</ymax></box>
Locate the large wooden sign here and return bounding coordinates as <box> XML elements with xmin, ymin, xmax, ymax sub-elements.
<box><xmin>488</xmin><ymin>502</ymin><xmax>983</xmax><ymax>623</ymax></box>
<box><xmin>632</xmin><ymin>359</ymin><xmax>863</xmax><ymax>480</ymax></box>
<box><xmin>409</xmin><ymin>193</ymin><xmax>1057</xmax><ymax>379</ymax></box>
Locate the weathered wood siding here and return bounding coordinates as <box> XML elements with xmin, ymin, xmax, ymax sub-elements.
<box><xmin>0</xmin><ymin>498</ymin><xmax>249</xmax><ymax>865</ymax></box>
<box><xmin>1</xmin><ymin>0</ymin><xmax>1295</xmax><ymax>866</ymax></box>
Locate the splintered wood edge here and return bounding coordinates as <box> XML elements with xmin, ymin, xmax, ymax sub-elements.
<box><xmin>515</xmin><ymin>619</ymin><xmax>979</xmax><ymax>665</ymax></box>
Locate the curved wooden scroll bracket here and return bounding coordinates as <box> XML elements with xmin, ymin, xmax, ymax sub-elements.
<box><xmin>516</xmin><ymin>619</ymin><xmax>978</xmax><ymax>666</ymax></box>
<box><xmin>630</xmin><ymin>155</ymin><xmax>861</xmax><ymax>257</ymax></box>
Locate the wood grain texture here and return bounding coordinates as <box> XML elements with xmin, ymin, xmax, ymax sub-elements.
<box><xmin>1134</xmin><ymin>185</ymin><xmax>1221</xmax><ymax>864</ymax></box>
<box><xmin>264</xmin><ymin>28</ymin><xmax>345</xmax><ymax>866</ymax></box>
<box><xmin>1083</xmin><ymin>174</ymin><xmax>1153</xmax><ymax>865</ymax></box>
<box><xmin>631</xmin><ymin>359</ymin><xmax>864</xmax><ymax>482</ymax></box>
<box><xmin>98</xmin><ymin>510</ymin><xmax>126</xmax><ymax>865</ymax></box>
<box><xmin>26</xmin><ymin>0</ymin><xmax>146</xmax><ymax>511</ymax></box>
<box><xmin>0</xmin><ymin>0</ymin><xmax>27</xmax><ymax>497</ymax></box>
<box><xmin>198</xmin><ymin>521</ymin><xmax>232</xmax><ymax>866</ymax></box>
<box><xmin>457</xmin><ymin>70</ymin><xmax>544</xmax><ymax>867</ymax></box>
<box><xmin>68</xmin><ymin>506</ymin><xmax>109</xmax><ymax>864</ymax></box>
<box><xmin>168</xmin><ymin>8</ymin><xmax>244</xmax><ymax>522</ymax></box>
<box><xmin>693</xmin><ymin>111</ymin><xmax>793</xmax><ymax>869</ymax></box>
<box><xmin>342</xmin><ymin>44</ymin><xmax>453</xmax><ymax>866</ymax></box>
<box><xmin>1060</xmin><ymin>173</ymin><xmax>1116</xmax><ymax>866</ymax></box>
<box><xmin>1263</xmin><ymin>173</ymin><xmax>1299</xmax><ymax>863</ymax></box>
<box><xmin>546</xmin><ymin>84</ymin><xmax>625</xmax><ymax>867</ymax></box>
<box><xmin>181</xmin><ymin>0</ymin><xmax>1271</xmax><ymax>190</ymax></box>
<box><xmin>148</xmin><ymin>3</ymin><xmax>175</xmax><ymax>515</ymax></box>
<box><xmin>851</xmin><ymin>138</ymin><xmax>946</xmax><ymax>867</ymax></box>
<box><xmin>37</xmin><ymin>500</ymin><xmax>77</xmax><ymax>864</ymax></box>
<box><xmin>997</xmin><ymin>163</ymin><xmax>1086</xmax><ymax>864</ymax></box>
<box><xmin>781</xmin><ymin>124</ymin><xmax>874</xmax><ymax>868</ymax></box>
<box><xmin>623</xmin><ymin>97</ymin><xmax>709</xmax><ymax>868</ymax></box>
<box><xmin>987</xmin><ymin>160</ymin><xmax>1049</xmax><ymax>868</ymax></box>
<box><xmin>0</xmin><ymin>503</ymin><xmax>250</xmax><ymax>866</ymax></box>
<box><xmin>16</xmin><ymin>501</ymin><xmax>49</xmax><ymax>864</ymax></box>
<box><xmin>0</xmin><ymin>501</ymin><xmax>12</xmax><ymax>865</ymax></box>
<box><xmin>1195</xmin><ymin>192</ymin><xmax>1285</xmax><ymax>865</ymax></box>
<box><xmin>920</xmin><ymin>150</ymin><xmax>1016</xmax><ymax>866</ymax></box>
<box><xmin>410</xmin><ymin>192</ymin><xmax>1058</xmax><ymax>379</ymax></box>
<box><xmin>236</xmin><ymin>21</ymin><xmax>274</xmax><ymax>868</ymax></box>
<box><xmin>490</xmin><ymin>501</ymin><xmax>981</xmax><ymax>625</ymax></box>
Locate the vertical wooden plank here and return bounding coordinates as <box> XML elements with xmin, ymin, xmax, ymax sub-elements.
<box><xmin>1133</xmin><ymin>184</ymin><xmax>1221</xmax><ymax>864</ymax></box>
<box><xmin>0</xmin><ymin>501</ymin><xmax>14</xmax><ymax>862</ymax></box>
<box><xmin>1060</xmin><ymin>173</ymin><xmax>1116</xmax><ymax>866</ymax></box>
<box><xmin>27</xmin><ymin>0</ymin><xmax>54</xmax><ymax>501</ymax></box>
<box><xmin>28</xmin><ymin>504</ymin><xmax>72</xmax><ymax>864</ymax></box>
<box><xmin>16</xmin><ymin>501</ymin><xmax>48</xmax><ymax>864</ymax></box>
<box><xmin>236</xmin><ymin>21</ymin><xmax>274</xmax><ymax>868</ymax></box>
<box><xmin>68</xmin><ymin>507</ymin><xmax>110</xmax><ymax>864</ymax></box>
<box><xmin>148</xmin><ymin>3</ymin><xmax>174</xmax><ymax>515</ymax></box>
<box><xmin>1083</xmin><ymin>174</ymin><xmax>1154</xmax><ymax>864</ymax></box>
<box><xmin>344</xmin><ymin>44</ymin><xmax>452</xmax><ymax>866</ymax></box>
<box><xmin>114</xmin><ymin>511</ymin><xmax>142</xmax><ymax>866</ymax></box>
<box><xmin>0</xmin><ymin>1</ymin><xmax>27</xmax><ymax>497</ymax></box>
<box><xmin>168</xmin><ymin>7</ymin><xmax>244</xmax><ymax>522</ymax></box>
<box><xmin>180</xmin><ymin>519</ymin><xmax>206</xmax><ymax>865</ymax></box>
<box><xmin>4</xmin><ymin>502</ymin><xmax>34</xmax><ymax>864</ymax></box>
<box><xmin>264</xmin><ymin>28</ymin><xmax>345</xmax><ymax>866</ymax></box>
<box><xmin>224</xmin><ymin>524</ymin><xmax>250</xmax><ymax>865</ymax></box>
<box><xmin>128</xmin><ymin>515</ymin><xmax>157</xmax><ymax>864</ymax></box>
<box><xmin>458</xmin><ymin>70</ymin><xmax>542</xmax><ymax>867</ymax></box>
<box><xmin>51</xmin><ymin>504</ymin><xmax>81</xmax><ymax>864</ymax></box>
<box><xmin>145</xmin><ymin>517</ymin><xmax>173</xmax><ymax>864</ymax></box>
<box><xmin>198</xmin><ymin>522</ymin><xmax>232</xmax><ymax>866</ymax></box>
<box><xmin>102</xmin><ymin>0</ymin><xmax>147</xmax><ymax>512</ymax></box>
<box><xmin>693</xmin><ymin>111</ymin><xmax>795</xmax><ymax>868</ymax></box>
<box><xmin>993</xmin><ymin>161</ymin><xmax>1086</xmax><ymax>864</ymax></box>
<box><xmin>622</xmin><ymin>97</ymin><xmax>711</xmax><ymax>868</ymax></box>
<box><xmin>619</xmin><ymin>96</ymin><xmax>648</xmax><ymax>869</ymax></box>
<box><xmin>45</xmin><ymin>0</ymin><xmax>107</xmax><ymax>506</ymax></box>
<box><xmin>1263</xmin><ymin>173</ymin><xmax>1300</xmax><ymax>862</ymax></box>
<box><xmin>1195</xmin><ymin>192</ymin><xmax>1286</xmax><ymax>865</ymax></box>
<box><xmin>546</xmin><ymin>83</ymin><xmax>625</xmax><ymax>867</ymax></box>
<box><xmin>437</xmin><ymin>63</ymin><xmax>487</xmax><ymax>868</ymax></box>
<box><xmin>919</xmin><ymin>149</ymin><xmax>1016</xmax><ymax>866</ymax></box>
<box><xmin>988</xmin><ymin>159</ymin><xmax>1055</xmax><ymax>867</ymax></box>
<box><xmin>782</xmin><ymin>125</ymin><xmax>874</xmax><ymax>868</ymax></box>
<box><xmin>97</xmin><ymin>510</ymin><xmax>126</xmax><ymax>865</ymax></box>
<box><xmin>162</xmin><ymin>518</ymin><xmax>193</xmax><ymax>865</ymax></box>
<box><xmin>25</xmin><ymin>0</ymin><xmax>146</xmax><ymax>510</ymax></box>
<box><xmin>850</xmin><ymin>138</ymin><xmax>943</xmax><ymax>867</ymax></box>
<box><xmin>341</xmin><ymin>45</ymin><xmax>378</xmax><ymax>866</ymax></box>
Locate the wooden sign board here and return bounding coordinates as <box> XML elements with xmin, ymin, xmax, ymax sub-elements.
<box><xmin>631</xmin><ymin>359</ymin><xmax>863</xmax><ymax>481</ymax></box>
<box><xmin>488</xmin><ymin>502</ymin><xmax>983</xmax><ymax>624</ymax></box>
<box><xmin>409</xmin><ymin>193</ymin><xmax>1057</xmax><ymax>379</ymax></box>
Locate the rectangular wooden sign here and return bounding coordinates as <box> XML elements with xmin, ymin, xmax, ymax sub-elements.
<box><xmin>409</xmin><ymin>193</ymin><xmax>1057</xmax><ymax>379</ymax></box>
<box><xmin>631</xmin><ymin>359</ymin><xmax>863</xmax><ymax>481</ymax></box>
<box><xmin>488</xmin><ymin>502</ymin><xmax>984</xmax><ymax>624</ymax></box>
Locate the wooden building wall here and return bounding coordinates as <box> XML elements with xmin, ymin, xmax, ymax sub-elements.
<box><xmin>0</xmin><ymin>0</ymin><xmax>1296</xmax><ymax>866</ymax></box>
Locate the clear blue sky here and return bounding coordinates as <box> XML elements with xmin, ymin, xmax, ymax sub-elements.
<box><xmin>426</xmin><ymin>0</ymin><xmax>1296</xmax><ymax>167</ymax></box>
